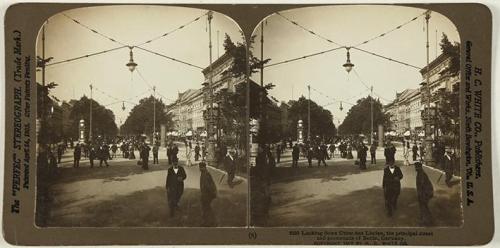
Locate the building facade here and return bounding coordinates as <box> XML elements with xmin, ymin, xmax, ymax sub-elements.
<box><xmin>167</xmin><ymin>52</ymin><xmax>245</xmax><ymax>137</ymax></box>
<box><xmin>384</xmin><ymin>52</ymin><xmax>459</xmax><ymax>138</ymax></box>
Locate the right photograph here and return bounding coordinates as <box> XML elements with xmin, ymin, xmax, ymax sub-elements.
<box><xmin>249</xmin><ymin>5</ymin><xmax>462</xmax><ymax>227</ymax></box>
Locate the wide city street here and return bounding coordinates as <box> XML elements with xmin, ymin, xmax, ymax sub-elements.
<box><xmin>266</xmin><ymin>143</ymin><xmax>462</xmax><ymax>227</ymax></box>
<box><xmin>46</xmin><ymin>143</ymin><xmax>247</xmax><ymax>227</ymax></box>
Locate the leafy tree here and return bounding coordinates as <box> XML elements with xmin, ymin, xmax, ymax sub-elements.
<box><xmin>435</xmin><ymin>85</ymin><xmax>459</xmax><ymax>148</ymax></box>
<box><xmin>439</xmin><ymin>33</ymin><xmax>460</xmax><ymax>76</ymax></box>
<box><xmin>68</xmin><ymin>96</ymin><xmax>118</xmax><ymax>140</ymax></box>
<box><xmin>37</xmin><ymin>82</ymin><xmax>63</xmax><ymax>144</ymax></box>
<box><xmin>222</xmin><ymin>34</ymin><xmax>270</xmax><ymax>78</ymax></box>
<box><xmin>286</xmin><ymin>96</ymin><xmax>337</xmax><ymax>141</ymax></box>
<box><xmin>121</xmin><ymin>96</ymin><xmax>172</xmax><ymax>136</ymax></box>
<box><xmin>338</xmin><ymin>96</ymin><xmax>388</xmax><ymax>136</ymax></box>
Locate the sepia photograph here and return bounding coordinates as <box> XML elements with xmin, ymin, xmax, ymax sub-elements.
<box><xmin>249</xmin><ymin>5</ymin><xmax>462</xmax><ymax>227</ymax></box>
<box><xmin>35</xmin><ymin>5</ymin><xmax>248</xmax><ymax>227</ymax></box>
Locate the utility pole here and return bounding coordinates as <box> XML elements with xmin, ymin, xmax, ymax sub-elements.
<box><xmin>40</xmin><ymin>23</ymin><xmax>46</xmax><ymax>145</ymax></box>
<box><xmin>370</xmin><ymin>85</ymin><xmax>374</xmax><ymax>145</ymax></box>
<box><xmin>424</xmin><ymin>10</ymin><xmax>433</xmax><ymax>165</ymax></box>
<box><xmin>206</xmin><ymin>11</ymin><xmax>216</xmax><ymax>166</ymax></box>
<box><xmin>89</xmin><ymin>84</ymin><xmax>93</xmax><ymax>142</ymax></box>
<box><xmin>153</xmin><ymin>86</ymin><xmax>156</xmax><ymax>144</ymax></box>
<box><xmin>308</xmin><ymin>85</ymin><xmax>311</xmax><ymax>142</ymax></box>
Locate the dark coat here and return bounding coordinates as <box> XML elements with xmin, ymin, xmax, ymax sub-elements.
<box><xmin>224</xmin><ymin>155</ymin><xmax>236</xmax><ymax>174</ymax></box>
<box><xmin>416</xmin><ymin>169</ymin><xmax>434</xmax><ymax>202</ymax></box>
<box><xmin>358</xmin><ymin>146</ymin><xmax>368</xmax><ymax>162</ymax></box>
<box><xmin>382</xmin><ymin>166</ymin><xmax>403</xmax><ymax>196</ymax></box>
<box><xmin>166</xmin><ymin>166</ymin><xmax>187</xmax><ymax>201</ymax></box>
<box><xmin>200</xmin><ymin>169</ymin><xmax>217</xmax><ymax>203</ymax></box>
<box><xmin>292</xmin><ymin>146</ymin><xmax>300</xmax><ymax>160</ymax></box>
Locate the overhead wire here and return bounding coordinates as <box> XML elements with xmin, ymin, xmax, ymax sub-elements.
<box><xmin>352</xmin><ymin>11</ymin><xmax>427</xmax><ymax>47</ymax></box>
<box><xmin>45</xmin><ymin>46</ymin><xmax>128</xmax><ymax>67</ymax></box>
<box><xmin>264</xmin><ymin>46</ymin><xmax>344</xmax><ymax>68</ymax></box>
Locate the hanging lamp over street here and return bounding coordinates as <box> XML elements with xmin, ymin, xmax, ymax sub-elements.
<box><xmin>339</xmin><ymin>101</ymin><xmax>343</xmax><ymax>111</ymax></box>
<box><xmin>343</xmin><ymin>47</ymin><xmax>354</xmax><ymax>73</ymax></box>
<box><xmin>126</xmin><ymin>46</ymin><xmax>138</xmax><ymax>72</ymax></box>
<box><xmin>122</xmin><ymin>101</ymin><xmax>126</xmax><ymax>111</ymax></box>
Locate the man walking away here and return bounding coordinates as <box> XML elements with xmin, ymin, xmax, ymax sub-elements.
<box><xmin>172</xmin><ymin>144</ymin><xmax>179</xmax><ymax>164</ymax></box>
<box><xmin>89</xmin><ymin>145</ymin><xmax>96</xmax><ymax>168</ymax></box>
<box><xmin>415</xmin><ymin>162</ymin><xmax>434</xmax><ymax>226</ymax></box>
<box><xmin>111</xmin><ymin>143</ymin><xmax>118</xmax><ymax>159</ymax></box>
<box><xmin>318</xmin><ymin>144</ymin><xmax>328</xmax><ymax>167</ymax></box>
<box><xmin>359</xmin><ymin>143</ymin><xmax>368</xmax><ymax>170</ymax></box>
<box><xmin>199</xmin><ymin>161</ymin><xmax>217</xmax><ymax>226</ymax></box>
<box><xmin>370</xmin><ymin>143</ymin><xmax>377</xmax><ymax>164</ymax></box>
<box><xmin>443</xmin><ymin>150</ymin><xmax>455</xmax><ymax>187</ymax></box>
<box><xmin>292</xmin><ymin>143</ymin><xmax>300</xmax><ymax>168</ymax></box>
<box><xmin>166</xmin><ymin>161</ymin><xmax>187</xmax><ymax>217</ymax></box>
<box><xmin>99</xmin><ymin>143</ymin><xmax>110</xmax><ymax>167</ymax></box>
<box><xmin>57</xmin><ymin>144</ymin><xmax>63</xmax><ymax>163</ymax></box>
<box><xmin>141</xmin><ymin>143</ymin><xmax>151</xmax><ymax>170</ymax></box>
<box><xmin>382</xmin><ymin>162</ymin><xmax>403</xmax><ymax>217</ymax></box>
<box><xmin>276</xmin><ymin>144</ymin><xmax>281</xmax><ymax>164</ymax></box>
<box><xmin>73</xmin><ymin>143</ymin><xmax>81</xmax><ymax>168</ymax></box>
<box><xmin>167</xmin><ymin>143</ymin><xmax>172</xmax><ymax>165</ymax></box>
<box><xmin>307</xmin><ymin>147</ymin><xmax>313</xmax><ymax>168</ymax></box>
<box><xmin>412</xmin><ymin>142</ymin><xmax>419</xmax><ymax>161</ymax></box>
<box><xmin>153</xmin><ymin>144</ymin><xmax>159</xmax><ymax>164</ymax></box>
<box><xmin>224</xmin><ymin>150</ymin><xmax>236</xmax><ymax>188</ymax></box>
<box><xmin>194</xmin><ymin>143</ymin><xmax>200</xmax><ymax>162</ymax></box>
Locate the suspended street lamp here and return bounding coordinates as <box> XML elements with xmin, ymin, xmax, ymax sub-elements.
<box><xmin>339</xmin><ymin>101</ymin><xmax>343</xmax><ymax>111</ymax></box>
<box><xmin>126</xmin><ymin>46</ymin><xmax>138</xmax><ymax>72</ymax></box>
<box><xmin>343</xmin><ymin>47</ymin><xmax>354</xmax><ymax>73</ymax></box>
<box><xmin>122</xmin><ymin>101</ymin><xmax>126</xmax><ymax>111</ymax></box>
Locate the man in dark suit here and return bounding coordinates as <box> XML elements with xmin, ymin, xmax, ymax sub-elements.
<box><xmin>382</xmin><ymin>162</ymin><xmax>403</xmax><ymax>217</ymax></box>
<box><xmin>358</xmin><ymin>143</ymin><xmax>368</xmax><ymax>170</ymax></box>
<box><xmin>370</xmin><ymin>143</ymin><xmax>377</xmax><ymax>164</ymax></box>
<box><xmin>292</xmin><ymin>143</ymin><xmax>300</xmax><ymax>168</ymax></box>
<box><xmin>224</xmin><ymin>149</ymin><xmax>236</xmax><ymax>188</ymax></box>
<box><xmin>141</xmin><ymin>143</ymin><xmax>150</xmax><ymax>170</ymax></box>
<box><xmin>317</xmin><ymin>144</ymin><xmax>328</xmax><ymax>167</ymax></box>
<box><xmin>167</xmin><ymin>143</ymin><xmax>172</xmax><ymax>165</ymax></box>
<box><xmin>199</xmin><ymin>161</ymin><xmax>217</xmax><ymax>226</ymax></box>
<box><xmin>442</xmin><ymin>150</ymin><xmax>454</xmax><ymax>187</ymax></box>
<box><xmin>152</xmin><ymin>144</ymin><xmax>159</xmax><ymax>164</ymax></box>
<box><xmin>73</xmin><ymin>143</ymin><xmax>81</xmax><ymax>168</ymax></box>
<box><xmin>384</xmin><ymin>142</ymin><xmax>396</xmax><ymax>164</ymax></box>
<box><xmin>415</xmin><ymin>162</ymin><xmax>434</xmax><ymax>226</ymax></box>
<box><xmin>412</xmin><ymin>142</ymin><xmax>419</xmax><ymax>161</ymax></box>
<box><xmin>166</xmin><ymin>161</ymin><xmax>187</xmax><ymax>217</ymax></box>
<box><xmin>172</xmin><ymin>144</ymin><xmax>179</xmax><ymax>164</ymax></box>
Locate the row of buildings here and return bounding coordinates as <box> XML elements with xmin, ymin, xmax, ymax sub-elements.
<box><xmin>167</xmin><ymin>52</ymin><xmax>245</xmax><ymax>138</ymax></box>
<box><xmin>384</xmin><ymin>52</ymin><xmax>459</xmax><ymax>139</ymax></box>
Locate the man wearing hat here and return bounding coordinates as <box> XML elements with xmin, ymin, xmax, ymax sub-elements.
<box><xmin>199</xmin><ymin>161</ymin><xmax>217</xmax><ymax>226</ymax></box>
<box><xmin>382</xmin><ymin>161</ymin><xmax>403</xmax><ymax>217</ymax></box>
<box><xmin>415</xmin><ymin>162</ymin><xmax>434</xmax><ymax>226</ymax></box>
<box><xmin>442</xmin><ymin>149</ymin><xmax>455</xmax><ymax>187</ymax></box>
<box><xmin>166</xmin><ymin>160</ymin><xmax>187</xmax><ymax>217</ymax></box>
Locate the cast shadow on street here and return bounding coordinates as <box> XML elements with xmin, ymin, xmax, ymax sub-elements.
<box><xmin>266</xmin><ymin>186</ymin><xmax>463</xmax><ymax>227</ymax></box>
<box><xmin>47</xmin><ymin>187</ymin><xmax>247</xmax><ymax>227</ymax></box>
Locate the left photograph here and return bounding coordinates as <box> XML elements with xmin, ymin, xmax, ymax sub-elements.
<box><xmin>35</xmin><ymin>5</ymin><xmax>248</xmax><ymax>227</ymax></box>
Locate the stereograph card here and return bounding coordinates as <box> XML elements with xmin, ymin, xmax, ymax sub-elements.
<box><xmin>1</xmin><ymin>1</ymin><xmax>494</xmax><ymax>246</ymax></box>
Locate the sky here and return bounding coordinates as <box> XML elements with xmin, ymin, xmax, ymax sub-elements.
<box><xmin>250</xmin><ymin>5</ymin><xmax>460</xmax><ymax>126</ymax></box>
<box><xmin>36</xmin><ymin>5</ymin><xmax>244</xmax><ymax>126</ymax></box>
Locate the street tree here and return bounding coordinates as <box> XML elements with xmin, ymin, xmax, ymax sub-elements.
<box><xmin>287</xmin><ymin>96</ymin><xmax>337</xmax><ymax>141</ymax></box>
<box><xmin>68</xmin><ymin>96</ymin><xmax>118</xmax><ymax>140</ymax></box>
<box><xmin>37</xmin><ymin>82</ymin><xmax>63</xmax><ymax>144</ymax></box>
<box><xmin>439</xmin><ymin>33</ymin><xmax>460</xmax><ymax>76</ymax></box>
<box><xmin>338</xmin><ymin>96</ymin><xmax>389</xmax><ymax>136</ymax></box>
<box><xmin>120</xmin><ymin>96</ymin><xmax>173</xmax><ymax>136</ymax></box>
